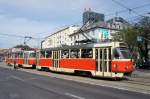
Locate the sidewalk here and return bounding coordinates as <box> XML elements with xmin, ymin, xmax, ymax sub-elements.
<box><xmin>132</xmin><ymin>69</ymin><xmax>150</xmax><ymax>78</ymax></box>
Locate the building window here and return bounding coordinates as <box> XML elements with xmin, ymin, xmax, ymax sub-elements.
<box><xmin>74</xmin><ymin>35</ymin><xmax>76</xmax><ymax>40</ymax></box>
<box><xmin>71</xmin><ymin>37</ymin><xmax>72</xmax><ymax>41</ymax></box>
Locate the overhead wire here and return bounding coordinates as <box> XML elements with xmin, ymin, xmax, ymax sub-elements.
<box><xmin>0</xmin><ymin>33</ymin><xmax>42</xmax><ymax>40</ymax></box>
<box><xmin>0</xmin><ymin>33</ymin><xmax>24</xmax><ymax>38</ymax></box>
<box><xmin>105</xmin><ymin>2</ymin><xmax>150</xmax><ymax>17</ymax></box>
<box><xmin>111</xmin><ymin>0</ymin><xmax>145</xmax><ymax>17</ymax></box>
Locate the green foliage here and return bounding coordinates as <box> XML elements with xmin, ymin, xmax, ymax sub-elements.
<box><xmin>137</xmin><ymin>17</ymin><xmax>150</xmax><ymax>62</ymax></box>
<box><xmin>113</xmin><ymin>26</ymin><xmax>139</xmax><ymax>51</ymax></box>
<box><xmin>138</xmin><ymin>17</ymin><xmax>150</xmax><ymax>39</ymax></box>
<box><xmin>113</xmin><ymin>16</ymin><xmax>150</xmax><ymax>62</ymax></box>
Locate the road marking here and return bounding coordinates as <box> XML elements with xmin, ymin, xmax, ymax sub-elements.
<box><xmin>65</xmin><ymin>93</ymin><xmax>85</xmax><ymax>99</ymax></box>
<box><xmin>10</xmin><ymin>75</ymin><xmax>25</xmax><ymax>82</ymax></box>
<box><xmin>9</xmin><ymin>93</ymin><xmax>20</xmax><ymax>99</ymax></box>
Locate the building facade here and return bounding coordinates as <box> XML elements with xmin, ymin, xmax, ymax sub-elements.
<box><xmin>69</xmin><ymin>23</ymin><xmax>118</xmax><ymax>46</ymax></box>
<box><xmin>42</xmin><ymin>22</ymin><xmax>121</xmax><ymax>48</ymax></box>
<box><xmin>107</xmin><ymin>17</ymin><xmax>129</xmax><ymax>30</ymax></box>
<box><xmin>42</xmin><ymin>25</ymin><xmax>80</xmax><ymax>49</ymax></box>
<box><xmin>42</xmin><ymin>11</ymin><xmax>128</xmax><ymax>49</ymax></box>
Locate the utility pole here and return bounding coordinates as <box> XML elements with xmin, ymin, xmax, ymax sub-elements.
<box><xmin>24</xmin><ymin>36</ymin><xmax>32</xmax><ymax>45</ymax></box>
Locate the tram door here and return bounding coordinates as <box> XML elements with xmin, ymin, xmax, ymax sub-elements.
<box><xmin>52</xmin><ymin>50</ymin><xmax>61</xmax><ymax>68</ymax></box>
<box><xmin>24</xmin><ymin>52</ymin><xmax>28</xmax><ymax>64</ymax></box>
<box><xmin>36</xmin><ymin>51</ymin><xmax>40</xmax><ymax>66</ymax></box>
<box><xmin>95</xmin><ymin>48</ymin><xmax>111</xmax><ymax>76</ymax></box>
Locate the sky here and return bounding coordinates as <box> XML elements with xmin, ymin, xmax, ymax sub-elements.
<box><xmin>0</xmin><ymin>0</ymin><xmax>150</xmax><ymax>48</ymax></box>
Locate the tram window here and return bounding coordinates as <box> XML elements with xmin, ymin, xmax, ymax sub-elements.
<box><xmin>100</xmin><ymin>49</ymin><xmax>102</xmax><ymax>59</ymax></box>
<box><xmin>113</xmin><ymin>47</ymin><xmax>131</xmax><ymax>59</ymax></box>
<box><xmin>109</xmin><ymin>48</ymin><xmax>111</xmax><ymax>59</ymax></box>
<box><xmin>20</xmin><ymin>53</ymin><xmax>23</xmax><ymax>58</ymax></box>
<box><xmin>17</xmin><ymin>53</ymin><xmax>20</xmax><ymax>58</ymax></box>
<box><xmin>119</xmin><ymin>48</ymin><xmax>130</xmax><ymax>59</ymax></box>
<box><xmin>61</xmin><ymin>50</ymin><xmax>69</xmax><ymax>58</ymax></box>
<box><xmin>40</xmin><ymin>51</ymin><xmax>46</xmax><ymax>58</ymax></box>
<box><xmin>19</xmin><ymin>53</ymin><xmax>21</xmax><ymax>58</ymax></box>
<box><xmin>95</xmin><ymin>49</ymin><xmax>98</xmax><ymax>59</ymax></box>
<box><xmin>46</xmin><ymin>51</ymin><xmax>52</xmax><ymax>58</ymax></box>
<box><xmin>70</xmin><ymin>49</ymin><xmax>80</xmax><ymax>58</ymax></box>
<box><xmin>104</xmin><ymin>49</ymin><xmax>107</xmax><ymax>59</ymax></box>
<box><xmin>81</xmin><ymin>49</ymin><xmax>93</xmax><ymax>58</ymax></box>
<box><xmin>15</xmin><ymin>53</ymin><xmax>17</xmax><ymax>58</ymax></box>
<box><xmin>30</xmin><ymin>53</ymin><xmax>36</xmax><ymax>58</ymax></box>
<box><xmin>113</xmin><ymin>49</ymin><xmax>119</xmax><ymax>59</ymax></box>
<box><xmin>18</xmin><ymin>53</ymin><xmax>20</xmax><ymax>58</ymax></box>
<box><xmin>9</xmin><ymin>54</ymin><xmax>11</xmax><ymax>58</ymax></box>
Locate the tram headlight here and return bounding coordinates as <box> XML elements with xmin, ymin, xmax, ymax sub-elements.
<box><xmin>113</xmin><ymin>64</ymin><xmax>117</xmax><ymax>68</ymax></box>
<box><xmin>125</xmin><ymin>65</ymin><xmax>128</xmax><ymax>70</ymax></box>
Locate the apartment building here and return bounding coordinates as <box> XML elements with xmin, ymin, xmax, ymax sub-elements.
<box><xmin>42</xmin><ymin>25</ymin><xmax>80</xmax><ymax>49</ymax></box>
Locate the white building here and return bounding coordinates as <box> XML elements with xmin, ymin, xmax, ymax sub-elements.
<box><xmin>42</xmin><ymin>25</ymin><xmax>80</xmax><ymax>49</ymax></box>
<box><xmin>107</xmin><ymin>17</ymin><xmax>129</xmax><ymax>30</ymax></box>
<box><xmin>70</xmin><ymin>27</ymin><xmax>118</xmax><ymax>46</ymax></box>
<box><xmin>42</xmin><ymin>17</ymin><xmax>127</xmax><ymax>49</ymax></box>
<box><xmin>42</xmin><ymin>22</ymin><xmax>120</xmax><ymax>48</ymax></box>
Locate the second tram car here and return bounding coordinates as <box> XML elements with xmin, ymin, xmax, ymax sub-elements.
<box><xmin>5</xmin><ymin>50</ymin><xmax>37</xmax><ymax>68</ymax></box>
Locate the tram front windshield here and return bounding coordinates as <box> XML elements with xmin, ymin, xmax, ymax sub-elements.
<box><xmin>113</xmin><ymin>47</ymin><xmax>131</xmax><ymax>59</ymax></box>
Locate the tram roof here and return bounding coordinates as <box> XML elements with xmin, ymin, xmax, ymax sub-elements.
<box><xmin>42</xmin><ymin>41</ymin><xmax>123</xmax><ymax>51</ymax></box>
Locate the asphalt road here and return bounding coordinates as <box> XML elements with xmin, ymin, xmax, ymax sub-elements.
<box><xmin>0</xmin><ymin>63</ymin><xmax>150</xmax><ymax>99</ymax></box>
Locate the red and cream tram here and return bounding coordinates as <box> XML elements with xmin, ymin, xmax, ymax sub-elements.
<box><xmin>36</xmin><ymin>41</ymin><xmax>134</xmax><ymax>78</ymax></box>
<box><xmin>5</xmin><ymin>50</ymin><xmax>36</xmax><ymax>68</ymax></box>
<box><xmin>5</xmin><ymin>41</ymin><xmax>134</xmax><ymax>78</ymax></box>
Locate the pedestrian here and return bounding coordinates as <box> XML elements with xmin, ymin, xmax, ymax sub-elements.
<box><xmin>13</xmin><ymin>60</ymin><xmax>17</xmax><ymax>69</ymax></box>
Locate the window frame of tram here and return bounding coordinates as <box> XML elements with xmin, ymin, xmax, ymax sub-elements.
<box><xmin>29</xmin><ymin>52</ymin><xmax>36</xmax><ymax>58</ymax></box>
<box><xmin>61</xmin><ymin>50</ymin><xmax>69</xmax><ymax>59</ymax></box>
<box><xmin>40</xmin><ymin>50</ymin><xmax>52</xmax><ymax>59</ymax></box>
<box><xmin>113</xmin><ymin>48</ymin><xmax>120</xmax><ymax>59</ymax></box>
<box><xmin>70</xmin><ymin>49</ymin><xmax>80</xmax><ymax>59</ymax></box>
<box><xmin>19</xmin><ymin>52</ymin><xmax>23</xmax><ymax>58</ymax></box>
<box><xmin>81</xmin><ymin>48</ymin><xmax>93</xmax><ymax>59</ymax></box>
<box><xmin>45</xmin><ymin>50</ymin><xmax>52</xmax><ymax>58</ymax></box>
<box><xmin>40</xmin><ymin>50</ymin><xmax>46</xmax><ymax>58</ymax></box>
<box><xmin>113</xmin><ymin>47</ymin><xmax>131</xmax><ymax>59</ymax></box>
<box><xmin>14</xmin><ymin>53</ymin><xmax>17</xmax><ymax>58</ymax></box>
